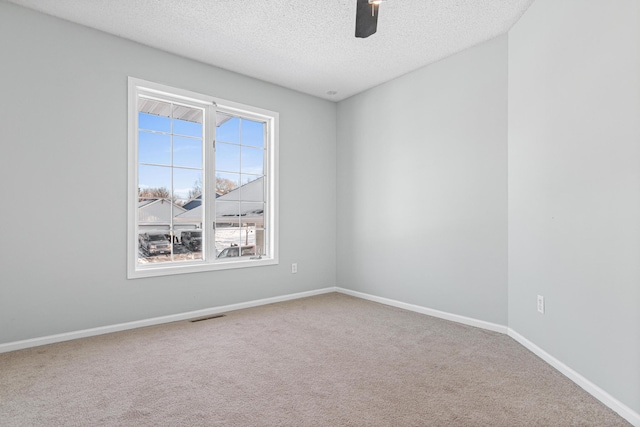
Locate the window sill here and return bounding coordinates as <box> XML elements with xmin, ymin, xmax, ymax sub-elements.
<box><xmin>127</xmin><ymin>257</ymin><xmax>279</xmax><ymax>279</ymax></box>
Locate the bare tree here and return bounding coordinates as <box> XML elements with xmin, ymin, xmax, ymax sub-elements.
<box><xmin>216</xmin><ymin>177</ymin><xmax>237</xmax><ymax>195</ymax></box>
<box><xmin>138</xmin><ymin>187</ymin><xmax>172</xmax><ymax>202</ymax></box>
<box><xmin>188</xmin><ymin>178</ymin><xmax>202</xmax><ymax>200</ymax></box>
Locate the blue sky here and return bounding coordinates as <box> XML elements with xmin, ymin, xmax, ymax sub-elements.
<box><xmin>138</xmin><ymin>113</ymin><xmax>265</xmax><ymax>201</ymax></box>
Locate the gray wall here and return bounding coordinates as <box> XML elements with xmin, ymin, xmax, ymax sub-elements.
<box><xmin>0</xmin><ymin>2</ymin><xmax>336</xmax><ymax>343</ymax></box>
<box><xmin>336</xmin><ymin>36</ymin><xmax>509</xmax><ymax>326</ymax></box>
<box><xmin>508</xmin><ymin>0</ymin><xmax>640</xmax><ymax>415</ymax></box>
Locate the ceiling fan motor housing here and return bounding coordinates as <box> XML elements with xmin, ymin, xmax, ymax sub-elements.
<box><xmin>355</xmin><ymin>0</ymin><xmax>380</xmax><ymax>38</ymax></box>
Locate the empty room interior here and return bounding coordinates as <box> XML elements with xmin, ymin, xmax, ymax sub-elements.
<box><xmin>1</xmin><ymin>0</ymin><xmax>639</xmax><ymax>425</ymax></box>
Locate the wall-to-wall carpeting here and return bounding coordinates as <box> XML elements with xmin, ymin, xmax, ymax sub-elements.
<box><xmin>0</xmin><ymin>293</ymin><xmax>629</xmax><ymax>426</ymax></box>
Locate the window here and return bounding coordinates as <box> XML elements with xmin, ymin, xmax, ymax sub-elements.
<box><xmin>128</xmin><ymin>78</ymin><xmax>278</xmax><ymax>278</ymax></box>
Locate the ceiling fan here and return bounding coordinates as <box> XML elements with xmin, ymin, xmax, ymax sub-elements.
<box><xmin>355</xmin><ymin>0</ymin><xmax>386</xmax><ymax>38</ymax></box>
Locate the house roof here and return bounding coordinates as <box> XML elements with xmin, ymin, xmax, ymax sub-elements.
<box><xmin>174</xmin><ymin>178</ymin><xmax>264</xmax><ymax>222</ymax></box>
<box><xmin>181</xmin><ymin>196</ymin><xmax>202</xmax><ymax>211</ymax></box>
<box><xmin>138</xmin><ymin>198</ymin><xmax>187</xmax><ymax>224</ymax></box>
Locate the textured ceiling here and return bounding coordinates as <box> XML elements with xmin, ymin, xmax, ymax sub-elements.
<box><xmin>7</xmin><ymin>0</ymin><xmax>534</xmax><ymax>101</ymax></box>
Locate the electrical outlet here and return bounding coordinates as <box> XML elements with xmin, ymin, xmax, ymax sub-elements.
<box><xmin>537</xmin><ymin>295</ymin><xmax>545</xmax><ymax>314</ymax></box>
<box><xmin>291</xmin><ymin>263</ymin><xmax>298</xmax><ymax>274</ymax></box>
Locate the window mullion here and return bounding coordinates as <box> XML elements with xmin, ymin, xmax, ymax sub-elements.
<box><xmin>238</xmin><ymin>118</ymin><xmax>243</xmax><ymax>249</ymax></box>
<box><xmin>170</xmin><ymin>103</ymin><xmax>175</xmax><ymax>262</ymax></box>
<box><xmin>205</xmin><ymin>104</ymin><xmax>217</xmax><ymax>262</ymax></box>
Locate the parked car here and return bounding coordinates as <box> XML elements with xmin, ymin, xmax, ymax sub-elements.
<box><xmin>217</xmin><ymin>245</ymin><xmax>255</xmax><ymax>259</ymax></box>
<box><xmin>181</xmin><ymin>230</ymin><xmax>202</xmax><ymax>251</ymax></box>
<box><xmin>139</xmin><ymin>233</ymin><xmax>171</xmax><ymax>256</ymax></box>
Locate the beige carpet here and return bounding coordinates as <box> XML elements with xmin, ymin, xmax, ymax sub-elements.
<box><xmin>0</xmin><ymin>293</ymin><xmax>630</xmax><ymax>426</ymax></box>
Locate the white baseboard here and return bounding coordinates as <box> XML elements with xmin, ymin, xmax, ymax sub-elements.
<box><xmin>0</xmin><ymin>287</ymin><xmax>337</xmax><ymax>354</ymax></box>
<box><xmin>336</xmin><ymin>287</ymin><xmax>508</xmax><ymax>334</ymax></box>
<box><xmin>508</xmin><ymin>328</ymin><xmax>640</xmax><ymax>427</ymax></box>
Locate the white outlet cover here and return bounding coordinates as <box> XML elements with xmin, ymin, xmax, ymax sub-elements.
<box><xmin>537</xmin><ymin>295</ymin><xmax>545</xmax><ymax>314</ymax></box>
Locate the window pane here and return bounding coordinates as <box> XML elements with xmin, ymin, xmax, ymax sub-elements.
<box><xmin>242</xmin><ymin>119</ymin><xmax>265</xmax><ymax>148</ymax></box>
<box><xmin>173</xmin><ymin>168</ymin><xmax>202</xmax><ymax>206</ymax></box>
<box><xmin>175</xmin><ymin>203</ymin><xmax>203</xmax><ymax>228</ymax></box>
<box><xmin>240</xmin><ymin>202</ymin><xmax>265</xmax><ymax>225</ymax></box>
<box><xmin>138</xmin><ymin>199</ymin><xmax>179</xmax><ymax>226</ymax></box>
<box><xmin>217</xmin><ymin>114</ymin><xmax>239</xmax><ymax>143</ymax></box>
<box><xmin>175</xmin><ymin>195</ymin><xmax>203</xmax><ymax>262</ymax></box>
<box><xmin>239</xmin><ymin>176</ymin><xmax>264</xmax><ymax>202</ymax></box>
<box><xmin>241</xmin><ymin>173</ymin><xmax>263</xmax><ymax>186</ymax></box>
<box><xmin>254</xmin><ymin>228</ymin><xmax>266</xmax><ymax>257</ymax></box>
<box><xmin>216</xmin><ymin>142</ymin><xmax>240</xmax><ymax>173</ymax></box>
<box><xmin>138</xmin><ymin>165</ymin><xmax>171</xmax><ymax>204</ymax></box>
<box><xmin>173</xmin><ymin>136</ymin><xmax>202</xmax><ymax>168</ymax></box>
<box><xmin>173</xmin><ymin>119</ymin><xmax>202</xmax><ymax>138</ymax></box>
<box><xmin>216</xmin><ymin>172</ymin><xmax>240</xmax><ymax>196</ymax></box>
<box><xmin>215</xmin><ymin>225</ymin><xmax>256</xmax><ymax>258</ymax></box>
<box><xmin>172</xmin><ymin>105</ymin><xmax>202</xmax><ymax>137</ymax></box>
<box><xmin>139</xmin><ymin>111</ymin><xmax>171</xmax><ymax>133</ymax></box>
<box><xmin>215</xmin><ymin>227</ymin><xmax>242</xmax><ymax>257</ymax></box>
<box><xmin>139</xmin><ymin>131</ymin><xmax>171</xmax><ymax>166</ymax></box>
<box><xmin>175</xmin><ymin>228</ymin><xmax>203</xmax><ymax>261</ymax></box>
<box><xmin>241</xmin><ymin>146</ymin><xmax>264</xmax><ymax>176</ymax></box>
<box><xmin>138</xmin><ymin>230</ymin><xmax>173</xmax><ymax>264</ymax></box>
<box><xmin>216</xmin><ymin>200</ymin><xmax>240</xmax><ymax>220</ymax></box>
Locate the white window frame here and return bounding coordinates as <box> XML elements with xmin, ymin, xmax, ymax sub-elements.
<box><xmin>127</xmin><ymin>77</ymin><xmax>279</xmax><ymax>279</ymax></box>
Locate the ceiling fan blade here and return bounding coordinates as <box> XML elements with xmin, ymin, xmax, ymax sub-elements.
<box><xmin>355</xmin><ymin>0</ymin><xmax>379</xmax><ymax>38</ymax></box>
